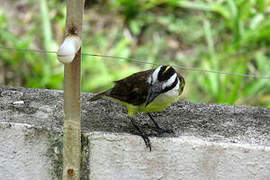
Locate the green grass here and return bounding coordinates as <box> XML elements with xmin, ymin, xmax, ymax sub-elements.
<box><xmin>0</xmin><ymin>0</ymin><xmax>270</xmax><ymax>107</ymax></box>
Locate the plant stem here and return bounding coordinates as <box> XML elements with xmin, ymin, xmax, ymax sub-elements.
<box><xmin>62</xmin><ymin>0</ymin><xmax>84</xmax><ymax>179</ymax></box>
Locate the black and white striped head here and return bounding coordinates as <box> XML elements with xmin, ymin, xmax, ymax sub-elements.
<box><xmin>146</xmin><ymin>65</ymin><xmax>184</xmax><ymax>106</ymax></box>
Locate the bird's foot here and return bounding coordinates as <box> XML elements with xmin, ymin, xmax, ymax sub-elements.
<box><xmin>140</xmin><ymin>134</ymin><xmax>152</xmax><ymax>151</ymax></box>
<box><xmin>147</xmin><ymin>113</ymin><xmax>174</xmax><ymax>134</ymax></box>
<box><xmin>144</xmin><ymin>124</ymin><xmax>174</xmax><ymax>134</ymax></box>
<box><xmin>129</xmin><ymin>117</ymin><xmax>152</xmax><ymax>151</ymax></box>
<box><xmin>155</xmin><ymin>127</ymin><xmax>174</xmax><ymax>134</ymax></box>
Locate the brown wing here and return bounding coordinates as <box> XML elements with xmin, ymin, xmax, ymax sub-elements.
<box><xmin>105</xmin><ymin>69</ymin><xmax>154</xmax><ymax>105</ymax></box>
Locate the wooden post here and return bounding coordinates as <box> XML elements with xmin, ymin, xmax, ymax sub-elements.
<box><xmin>62</xmin><ymin>0</ymin><xmax>84</xmax><ymax>179</ymax></box>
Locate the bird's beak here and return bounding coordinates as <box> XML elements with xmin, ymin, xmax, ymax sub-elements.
<box><xmin>145</xmin><ymin>87</ymin><xmax>161</xmax><ymax>107</ymax></box>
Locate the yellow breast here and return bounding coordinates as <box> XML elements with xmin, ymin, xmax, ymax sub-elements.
<box><xmin>106</xmin><ymin>91</ymin><xmax>180</xmax><ymax>118</ymax></box>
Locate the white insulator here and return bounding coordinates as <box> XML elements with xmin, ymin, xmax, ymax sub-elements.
<box><xmin>57</xmin><ymin>35</ymin><xmax>81</xmax><ymax>64</ymax></box>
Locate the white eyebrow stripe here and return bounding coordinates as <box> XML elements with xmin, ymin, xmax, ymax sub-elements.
<box><xmin>162</xmin><ymin>73</ymin><xmax>177</xmax><ymax>89</ymax></box>
<box><xmin>152</xmin><ymin>65</ymin><xmax>162</xmax><ymax>83</ymax></box>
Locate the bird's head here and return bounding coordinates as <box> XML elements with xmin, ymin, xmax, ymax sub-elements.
<box><xmin>145</xmin><ymin>65</ymin><xmax>183</xmax><ymax>107</ymax></box>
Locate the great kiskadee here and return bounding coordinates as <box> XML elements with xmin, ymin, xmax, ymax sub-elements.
<box><xmin>90</xmin><ymin>65</ymin><xmax>185</xmax><ymax>151</ymax></box>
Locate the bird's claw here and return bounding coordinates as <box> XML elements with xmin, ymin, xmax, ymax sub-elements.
<box><xmin>141</xmin><ymin>134</ymin><xmax>152</xmax><ymax>151</ymax></box>
<box><xmin>145</xmin><ymin>124</ymin><xmax>174</xmax><ymax>134</ymax></box>
<box><xmin>155</xmin><ymin>127</ymin><xmax>174</xmax><ymax>134</ymax></box>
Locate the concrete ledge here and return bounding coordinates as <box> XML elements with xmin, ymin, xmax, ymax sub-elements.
<box><xmin>88</xmin><ymin>133</ymin><xmax>270</xmax><ymax>180</ymax></box>
<box><xmin>0</xmin><ymin>122</ymin><xmax>61</xmax><ymax>179</ymax></box>
<box><xmin>0</xmin><ymin>87</ymin><xmax>270</xmax><ymax>179</ymax></box>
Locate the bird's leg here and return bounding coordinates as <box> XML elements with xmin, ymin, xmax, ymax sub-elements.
<box><xmin>129</xmin><ymin>117</ymin><xmax>151</xmax><ymax>151</ymax></box>
<box><xmin>147</xmin><ymin>113</ymin><xmax>174</xmax><ymax>134</ymax></box>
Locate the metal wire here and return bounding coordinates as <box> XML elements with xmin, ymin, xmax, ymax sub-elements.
<box><xmin>0</xmin><ymin>46</ymin><xmax>57</xmax><ymax>54</ymax></box>
<box><xmin>1</xmin><ymin>46</ymin><xmax>270</xmax><ymax>79</ymax></box>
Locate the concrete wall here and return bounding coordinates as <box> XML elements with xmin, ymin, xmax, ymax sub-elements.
<box><xmin>0</xmin><ymin>87</ymin><xmax>270</xmax><ymax>179</ymax></box>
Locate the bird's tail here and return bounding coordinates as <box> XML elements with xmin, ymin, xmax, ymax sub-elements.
<box><xmin>89</xmin><ymin>91</ymin><xmax>107</xmax><ymax>102</ymax></box>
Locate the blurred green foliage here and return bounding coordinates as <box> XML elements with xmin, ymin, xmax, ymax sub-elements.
<box><xmin>0</xmin><ymin>0</ymin><xmax>270</xmax><ymax>107</ymax></box>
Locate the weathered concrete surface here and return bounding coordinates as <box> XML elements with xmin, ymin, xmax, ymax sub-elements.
<box><xmin>0</xmin><ymin>123</ymin><xmax>62</xmax><ymax>179</ymax></box>
<box><xmin>88</xmin><ymin>133</ymin><xmax>270</xmax><ymax>180</ymax></box>
<box><xmin>0</xmin><ymin>86</ymin><xmax>270</xmax><ymax>179</ymax></box>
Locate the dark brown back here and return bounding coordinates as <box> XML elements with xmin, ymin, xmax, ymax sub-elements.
<box><xmin>106</xmin><ymin>69</ymin><xmax>154</xmax><ymax>105</ymax></box>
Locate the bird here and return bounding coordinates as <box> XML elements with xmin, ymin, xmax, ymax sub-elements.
<box><xmin>90</xmin><ymin>65</ymin><xmax>185</xmax><ymax>151</ymax></box>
